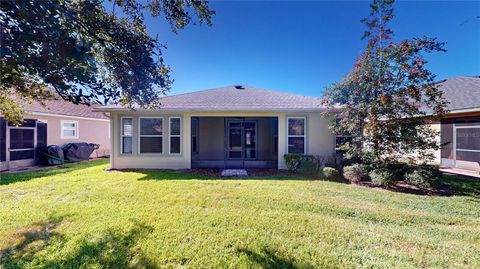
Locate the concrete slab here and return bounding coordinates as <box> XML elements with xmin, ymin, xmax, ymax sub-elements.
<box><xmin>221</xmin><ymin>169</ymin><xmax>248</xmax><ymax>177</ymax></box>
<box><xmin>440</xmin><ymin>167</ymin><xmax>480</xmax><ymax>179</ymax></box>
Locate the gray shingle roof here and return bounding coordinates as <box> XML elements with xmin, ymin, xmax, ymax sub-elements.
<box><xmin>24</xmin><ymin>97</ymin><xmax>108</xmax><ymax>119</ymax></box>
<box><xmin>96</xmin><ymin>85</ymin><xmax>324</xmax><ymax>112</ymax></box>
<box><xmin>95</xmin><ymin>77</ymin><xmax>480</xmax><ymax>114</ymax></box>
<box><xmin>437</xmin><ymin>76</ymin><xmax>480</xmax><ymax>112</ymax></box>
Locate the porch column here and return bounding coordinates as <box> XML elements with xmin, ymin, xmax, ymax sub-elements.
<box><xmin>277</xmin><ymin>114</ymin><xmax>287</xmax><ymax>169</ymax></box>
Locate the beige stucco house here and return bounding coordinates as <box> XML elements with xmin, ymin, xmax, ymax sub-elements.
<box><xmin>97</xmin><ymin>77</ymin><xmax>480</xmax><ymax>172</ymax></box>
<box><xmin>96</xmin><ymin>85</ymin><xmax>336</xmax><ymax>170</ymax></box>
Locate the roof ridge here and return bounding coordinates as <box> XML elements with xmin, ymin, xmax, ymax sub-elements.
<box><xmin>164</xmin><ymin>85</ymin><xmax>319</xmax><ymax>99</ymax></box>
<box><xmin>448</xmin><ymin>75</ymin><xmax>480</xmax><ymax>80</ymax></box>
<box><xmin>250</xmin><ymin>86</ymin><xmax>320</xmax><ymax>99</ymax></box>
<box><xmin>162</xmin><ymin>85</ymin><xmax>240</xmax><ymax>99</ymax></box>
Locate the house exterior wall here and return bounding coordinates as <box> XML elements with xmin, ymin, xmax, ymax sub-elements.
<box><xmin>109</xmin><ymin>111</ymin><xmax>335</xmax><ymax>170</ymax></box>
<box><xmin>389</xmin><ymin>112</ymin><xmax>480</xmax><ymax>172</ymax></box>
<box><xmin>24</xmin><ymin>114</ymin><xmax>110</xmax><ymax>157</ymax></box>
<box><xmin>440</xmin><ymin>112</ymin><xmax>480</xmax><ymax>171</ymax></box>
<box><xmin>428</xmin><ymin>121</ymin><xmax>442</xmax><ymax>165</ymax></box>
<box><xmin>0</xmin><ymin>113</ymin><xmax>110</xmax><ymax>171</ymax></box>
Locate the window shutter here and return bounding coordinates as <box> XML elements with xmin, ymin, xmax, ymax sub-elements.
<box><xmin>0</xmin><ymin>118</ymin><xmax>6</xmax><ymax>162</ymax></box>
<box><xmin>35</xmin><ymin>121</ymin><xmax>48</xmax><ymax>164</ymax></box>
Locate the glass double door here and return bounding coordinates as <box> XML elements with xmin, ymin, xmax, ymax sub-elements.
<box><xmin>226</xmin><ymin>120</ymin><xmax>257</xmax><ymax>164</ymax></box>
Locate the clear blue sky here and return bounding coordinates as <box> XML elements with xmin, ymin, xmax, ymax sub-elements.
<box><xmin>145</xmin><ymin>0</ymin><xmax>480</xmax><ymax>97</ymax></box>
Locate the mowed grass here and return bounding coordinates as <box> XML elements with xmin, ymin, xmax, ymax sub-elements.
<box><xmin>0</xmin><ymin>159</ymin><xmax>479</xmax><ymax>269</ymax></box>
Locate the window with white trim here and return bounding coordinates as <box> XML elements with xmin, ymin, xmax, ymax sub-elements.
<box><xmin>169</xmin><ymin>117</ymin><xmax>181</xmax><ymax>154</ymax></box>
<box><xmin>287</xmin><ymin>117</ymin><xmax>306</xmax><ymax>154</ymax></box>
<box><xmin>121</xmin><ymin>117</ymin><xmax>133</xmax><ymax>154</ymax></box>
<box><xmin>61</xmin><ymin>120</ymin><xmax>79</xmax><ymax>139</ymax></box>
<box><xmin>139</xmin><ymin>117</ymin><xmax>163</xmax><ymax>154</ymax></box>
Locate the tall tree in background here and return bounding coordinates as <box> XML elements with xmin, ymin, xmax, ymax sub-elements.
<box><xmin>1</xmin><ymin>0</ymin><xmax>214</xmax><ymax>124</ymax></box>
<box><xmin>321</xmin><ymin>0</ymin><xmax>448</xmax><ymax>165</ymax></box>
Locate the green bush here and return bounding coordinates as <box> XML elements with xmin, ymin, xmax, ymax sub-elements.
<box><xmin>369</xmin><ymin>168</ymin><xmax>394</xmax><ymax>186</ymax></box>
<box><xmin>284</xmin><ymin>154</ymin><xmax>332</xmax><ymax>175</ymax></box>
<box><xmin>343</xmin><ymin>164</ymin><xmax>369</xmax><ymax>182</ymax></box>
<box><xmin>299</xmin><ymin>156</ymin><xmax>321</xmax><ymax>176</ymax></box>
<box><xmin>284</xmin><ymin>154</ymin><xmax>303</xmax><ymax>171</ymax></box>
<box><xmin>405</xmin><ymin>166</ymin><xmax>440</xmax><ymax>189</ymax></box>
<box><xmin>383</xmin><ymin>162</ymin><xmax>413</xmax><ymax>179</ymax></box>
<box><xmin>322</xmin><ymin>167</ymin><xmax>340</xmax><ymax>180</ymax></box>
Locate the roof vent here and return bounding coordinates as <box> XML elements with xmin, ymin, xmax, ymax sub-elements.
<box><xmin>234</xmin><ymin>85</ymin><xmax>245</xmax><ymax>90</ymax></box>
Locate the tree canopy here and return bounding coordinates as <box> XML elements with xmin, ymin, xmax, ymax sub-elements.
<box><xmin>1</xmin><ymin>0</ymin><xmax>214</xmax><ymax>124</ymax></box>
<box><xmin>321</xmin><ymin>0</ymin><xmax>448</xmax><ymax>165</ymax></box>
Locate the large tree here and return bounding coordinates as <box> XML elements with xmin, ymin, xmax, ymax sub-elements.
<box><xmin>321</xmin><ymin>0</ymin><xmax>448</xmax><ymax>165</ymax></box>
<box><xmin>1</xmin><ymin>0</ymin><xmax>214</xmax><ymax>124</ymax></box>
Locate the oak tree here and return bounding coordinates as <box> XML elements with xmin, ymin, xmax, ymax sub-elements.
<box><xmin>1</xmin><ymin>0</ymin><xmax>214</xmax><ymax>123</ymax></box>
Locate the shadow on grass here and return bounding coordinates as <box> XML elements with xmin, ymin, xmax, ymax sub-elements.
<box><xmin>440</xmin><ymin>176</ymin><xmax>480</xmax><ymax>198</ymax></box>
<box><xmin>0</xmin><ymin>218</ymin><xmax>157</xmax><ymax>269</ymax></box>
<box><xmin>132</xmin><ymin>168</ymin><xmax>301</xmax><ymax>181</ymax></box>
<box><xmin>0</xmin><ymin>159</ymin><xmax>107</xmax><ymax>186</ymax></box>
<box><xmin>131</xmin><ymin>169</ymin><xmax>480</xmax><ymax>198</ymax></box>
<box><xmin>237</xmin><ymin>247</ymin><xmax>315</xmax><ymax>269</ymax></box>
<box><xmin>0</xmin><ymin>215</ymin><xmax>65</xmax><ymax>267</ymax></box>
<box><xmin>134</xmin><ymin>170</ymin><xmax>218</xmax><ymax>181</ymax></box>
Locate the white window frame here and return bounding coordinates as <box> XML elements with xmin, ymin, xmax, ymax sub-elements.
<box><xmin>61</xmin><ymin>120</ymin><xmax>79</xmax><ymax>139</ymax></box>
<box><xmin>169</xmin><ymin>117</ymin><xmax>182</xmax><ymax>155</ymax></box>
<box><xmin>120</xmin><ymin>117</ymin><xmax>133</xmax><ymax>154</ymax></box>
<box><xmin>138</xmin><ymin>116</ymin><xmax>163</xmax><ymax>155</ymax></box>
<box><xmin>287</xmin><ymin>117</ymin><xmax>307</xmax><ymax>154</ymax></box>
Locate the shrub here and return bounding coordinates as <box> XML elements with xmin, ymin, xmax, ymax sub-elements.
<box><xmin>382</xmin><ymin>162</ymin><xmax>413</xmax><ymax>179</ymax></box>
<box><xmin>404</xmin><ymin>166</ymin><xmax>441</xmax><ymax>189</ymax></box>
<box><xmin>299</xmin><ymin>157</ymin><xmax>321</xmax><ymax>176</ymax></box>
<box><xmin>284</xmin><ymin>154</ymin><xmax>333</xmax><ymax>175</ymax></box>
<box><xmin>322</xmin><ymin>167</ymin><xmax>340</xmax><ymax>180</ymax></box>
<box><xmin>369</xmin><ymin>168</ymin><xmax>394</xmax><ymax>186</ymax></box>
<box><xmin>284</xmin><ymin>154</ymin><xmax>303</xmax><ymax>171</ymax></box>
<box><xmin>343</xmin><ymin>164</ymin><xmax>369</xmax><ymax>182</ymax></box>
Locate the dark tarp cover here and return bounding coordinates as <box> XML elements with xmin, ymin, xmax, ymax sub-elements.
<box><xmin>62</xmin><ymin>143</ymin><xmax>98</xmax><ymax>162</ymax></box>
<box><xmin>46</xmin><ymin>145</ymin><xmax>64</xmax><ymax>165</ymax></box>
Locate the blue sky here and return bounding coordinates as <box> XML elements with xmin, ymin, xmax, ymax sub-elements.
<box><xmin>145</xmin><ymin>0</ymin><xmax>480</xmax><ymax>97</ymax></box>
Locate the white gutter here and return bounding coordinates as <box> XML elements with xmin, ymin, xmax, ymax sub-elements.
<box><xmin>446</xmin><ymin>107</ymin><xmax>480</xmax><ymax>115</ymax></box>
<box><xmin>28</xmin><ymin>111</ymin><xmax>109</xmax><ymax>122</ymax></box>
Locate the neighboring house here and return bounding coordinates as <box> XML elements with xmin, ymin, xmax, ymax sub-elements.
<box><xmin>96</xmin><ymin>85</ymin><xmax>335</xmax><ymax>170</ymax></box>
<box><xmin>0</xmin><ymin>97</ymin><xmax>110</xmax><ymax>171</ymax></box>
<box><xmin>434</xmin><ymin>76</ymin><xmax>480</xmax><ymax>171</ymax></box>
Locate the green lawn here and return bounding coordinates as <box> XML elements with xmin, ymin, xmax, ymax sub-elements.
<box><xmin>1</xmin><ymin>159</ymin><xmax>479</xmax><ymax>269</ymax></box>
